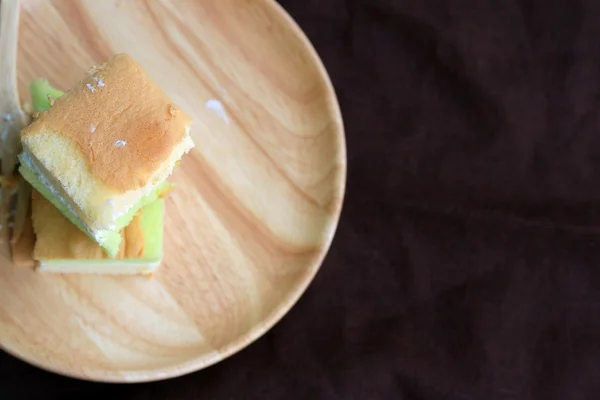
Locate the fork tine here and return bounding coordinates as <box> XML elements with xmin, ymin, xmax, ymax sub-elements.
<box><xmin>0</xmin><ymin>0</ymin><xmax>27</xmax><ymax>243</ymax></box>
<box><xmin>0</xmin><ymin>0</ymin><xmax>21</xmax><ymax>108</ymax></box>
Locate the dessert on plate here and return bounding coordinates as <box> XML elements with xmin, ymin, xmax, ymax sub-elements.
<box><xmin>11</xmin><ymin>53</ymin><xmax>193</xmax><ymax>274</ymax></box>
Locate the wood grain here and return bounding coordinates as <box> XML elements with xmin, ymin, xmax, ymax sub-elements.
<box><xmin>0</xmin><ymin>0</ymin><xmax>345</xmax><ymax>382</ymax></box>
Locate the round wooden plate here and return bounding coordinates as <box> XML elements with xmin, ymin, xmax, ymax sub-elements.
<box><xmin>0</xmin><ymin>0</ymin><xmax>345</xmax><ymax>382</ymax></box>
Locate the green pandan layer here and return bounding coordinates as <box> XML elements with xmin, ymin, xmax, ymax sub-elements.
<box><xmin>139</xmin><ymin>198</ymin><xmax>164</xmax><ymax>260</ymax></box>
<box><xmin>30</xmin><ymin>78</ymin><xmax>65</xmax><ymax>112</ymax></box>
<box><xmin>43</xmin><ymin>198</ymin><xmax>165</xmax><ymax>266</ymax></box>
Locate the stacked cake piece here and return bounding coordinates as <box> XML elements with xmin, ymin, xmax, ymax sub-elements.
<box><xmin>14</xmin><ymin>54</ymin><xmax>194</xmax><ymax>274</ymax></box>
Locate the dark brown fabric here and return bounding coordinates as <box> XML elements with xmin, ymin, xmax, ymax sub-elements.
<box><xmin>4</xmin><ymin>0</ymin><xmax>600</xmax><ymax>398</ymax></box>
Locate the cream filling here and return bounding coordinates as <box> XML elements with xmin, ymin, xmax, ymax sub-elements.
<box><xmin>20</xmin><ymin>152</ymin><xmax>103</xmax><ymax>241</ymax></box>
<box><xmin>20</xmin><ymin>153</ymin><xmax>78</xmax><ymax>219</ymax></box>
<box><xmin>21</xmin><ymin>152</ymin><xmax>116</xmax><ymax>245</ymax></box>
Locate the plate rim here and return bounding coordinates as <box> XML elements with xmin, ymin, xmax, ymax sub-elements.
<box><xmin>1</xmin><ymin>0</ymin><xmax>347</xmax><ymax>383</ymax></box>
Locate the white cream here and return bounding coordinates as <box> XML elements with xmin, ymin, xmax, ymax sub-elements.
<box><xmin>20</xmin><ymin>152</ymin><xmax>110</xmax><ymax>244</ymax></box>
<box><xmin>21</xmin><ymin>153</ymin><xmax>86</xmax><ymax>226</ymax></box>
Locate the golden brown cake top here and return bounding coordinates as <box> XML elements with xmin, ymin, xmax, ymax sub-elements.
<box><xmin>21</xmin><ymin>53</ymin><xmax>192</xmax><ymax>192</ymax></box>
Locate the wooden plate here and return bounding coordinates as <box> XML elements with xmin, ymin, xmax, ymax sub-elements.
<box><xmin>0</xmin><ymin>0</ymin><xmax>345</xmax><ymax>382</ymax></box>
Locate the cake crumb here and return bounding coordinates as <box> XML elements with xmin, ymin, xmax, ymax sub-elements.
<box><xmin>168</xmin><ymin>105</ymin><xmax>178</xmax><ymax>116</ymax></box>
<box><xmin>93</xmin><ymin>76</ymin><xmax>105</xmax><ymax>87</ymax></box>
<box><xmin>88</xmin><ymin>63</ymin><xmax>107</xmax><ymax>75</ymax></box>
<box><xmin>115</xmin><ymin>140</ymin><xmax>126</xmax><ymax>148</ymax></box>
<box><xmin>47</xmin><ymin>94</ymin><xmax>55</xmax><ymax>106</ymax></box>
<box><xmin>22</xmin><ymin>102</ymin><xmax>32</xmax><ymax>114</ymax></box>
<box><xmin>86</xmin><ymin>83</ymin><xmax>96</xmax><ymax>93</ymax></box>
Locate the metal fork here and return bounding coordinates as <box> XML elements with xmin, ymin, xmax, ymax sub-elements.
<box><xmin>0</xmin><ymin>0</ymin><xmax>29</xmax><ymax>243</ymax></box>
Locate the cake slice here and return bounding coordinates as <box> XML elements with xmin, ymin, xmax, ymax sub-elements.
<box><xmin>30</xmin><ymin>189</ymin><xmax>166</xmax><ymax>274</ymax></box>
<box><xmin>19</xmin><ymin>53</ymin><xmax>194</xmax><ymax>257</ymax></box>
